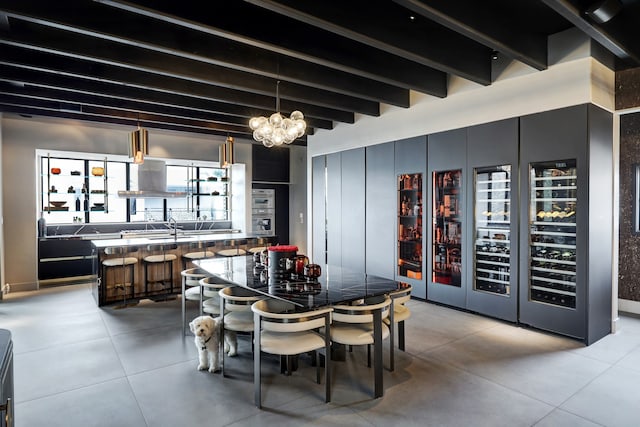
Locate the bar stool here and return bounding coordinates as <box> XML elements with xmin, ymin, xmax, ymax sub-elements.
<box><xmin>217</xmin><ymin>239</ymin><xmax>248</xmax><ymax>257</ymax></box>
<box><xmin>181</xmin><ymin>267</ymin><xmax>211</xmax><ymax>335</ymax></box>
<box><xmin>143</xmin><ymin>243</ymin><xmax>178</xmax><ymax>297</ymax></box>
<box><xmin>101</xmin><ymin>246</ymin><xmax>139</xmax><ymax>308</ymax></box>
<box><xmin>181</xmin><ymin>241</ymin><xmax>216</xmax><ymax>270</ymax></box>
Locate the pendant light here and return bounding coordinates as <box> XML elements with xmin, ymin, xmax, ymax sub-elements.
<box><xmin>249</xmin><ymin>80</ymin><xmax>306</xmax><ymax>147</ymax></box>
<box><xmin>219</xmin><ymin>135</ymin><xmax>234</xmax><ymax>168</ymax></box>
<box><xmin>129</xmin><ymin>123</ymin><xmax>149</xmax><ymax>164</ymax></box>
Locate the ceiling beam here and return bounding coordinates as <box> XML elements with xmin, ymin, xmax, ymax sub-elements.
<box><xmin>393</xmin><ymin>0</ymin><xmax>548</xmax><ymax>70</ymax></box>
<box><xmin>0</xmin><ymin>0</ymin><xmax>410</xmax><ymax>107</ymax></box>
<box><xmin>95</xmin><ymin>0</ymin><xmax>448</xmax><ymax>97</ymax></box>
<box><xmin>0</xmin><ymin>45</ymin><xmax>352</xmax><ymax>124</ymax></box>
<box><xmin>244</xmin><ymin>0</ymin><xmax>492</xmax><ymax>85</ymax></box>
<box><xmin>542</xmin><ymin>0</ymin><xmax>640</xmax><ymax>65</ymax></box>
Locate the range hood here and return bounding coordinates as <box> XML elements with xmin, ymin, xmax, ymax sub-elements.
<box><xmin>117</xmin><ymin>159</ymin><xmax>187</xmax><ymax>198</ymax></box>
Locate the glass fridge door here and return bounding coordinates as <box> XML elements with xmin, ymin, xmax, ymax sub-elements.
<box><xmin>474</xmin><ymin>165</ymin><xmax>511</xmax><ymax>295</ymax></box>
<box><xmin>398</xmin><ymin>173</ymin><xmax>423</xmax><ymax>280</ymax></box>
<box><xmin>433</xmin><ymin>169</ymin><xmax>462</xmax><ymax>286</ymax></box>
<box><xmin>529</xmin><ymin>160</ymin><xmax>577</xmax><ymax>309</ymax></box>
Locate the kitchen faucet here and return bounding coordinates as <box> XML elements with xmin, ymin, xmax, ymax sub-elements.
<box><xmin>169</xmin><ymin>217</ymin><xmax>178</xmax><ymax>241</ymax></box>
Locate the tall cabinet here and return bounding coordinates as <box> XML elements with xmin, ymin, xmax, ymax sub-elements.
<box><xmin>519</xmin><ymin>104</ymin><xmax>612</xmax><ymax>344</ymax></box>
<box><xmin>395</xmin><ymin>136</ymin><xmax>427</xmax><ymax>299</ymax></box>
<box><xmin>466</xmin><ymin>119</ymin><xmax>519</xmax><ymax>322</ymax></box>
<box><xmin>428</xmin><ymin>129</ymin><xmax>467</xmax><ymax>308</ymax></box>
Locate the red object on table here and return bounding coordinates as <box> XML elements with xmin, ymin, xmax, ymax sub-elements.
<box><xmin>267</xmin><ymin>245</ymin><xmax>299</xmax><ymax>252</ymax></box>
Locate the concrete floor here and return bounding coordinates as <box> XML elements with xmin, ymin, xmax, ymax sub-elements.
<box><xmin>3</xmin><ymin>283</ymin><xmax>640</xmax><ymax>426</ymax></box>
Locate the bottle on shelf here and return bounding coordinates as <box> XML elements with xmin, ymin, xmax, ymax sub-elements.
<box><xmin>75</xmin><ymin>197</ymin><xmax>81</xmax><ymax>212</ymax></box>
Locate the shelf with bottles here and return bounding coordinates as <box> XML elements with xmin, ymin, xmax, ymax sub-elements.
<box><xmin>397</xmin><ymin>173</ymin><xmax>423</xmax><ymax>280</ymax></box>
<box><xmin>473</xmin><ymin>165</ymin><xmax>512</xmax><ymax>295</ymax></box>
<box><xmin>528</xmin><ymin>159</ymin><xmax>577</xmax><ymax>309</ymax></box>
<box><xmin>433</xmin><ymin>169</ymin><xmax>462</xmax><ymax>287</ymax></box>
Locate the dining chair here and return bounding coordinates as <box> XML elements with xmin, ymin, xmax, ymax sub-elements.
<box><xmin>199</xmin><ymin>276</ymin><xmax>228</xmax><ymax>317</ymax></box>
<box><xmin>180</xmin><ymin>267</ymin><xmax>211</xmax><ymax>335</ymax></box>
<box><xmin>101</xmin><ymin>245</ymin><xmax>139</xmax><ymax>308</ymax></box>
<box><xmin>384</xmin><ymin>284</ymin><xmax>412</xmax><ymax>371</ymax></box>
<box><xmin>251</xmin><ymin>299</ymin><xmax>332</xmax><ymax>408</ymax></box>
<box><xmin>218</xmin><ymin>286</ymin><xmax>263</xmax><ymax>375</ymax></box>
<box><xmin>330</xmin><ymin>294</ymin><xmax>392</xmax><ymax>398</ymax></box>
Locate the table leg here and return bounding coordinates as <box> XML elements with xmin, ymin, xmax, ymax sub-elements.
<box><xmin>254</xmin><ymin>311</ymin><xmax>262</xmax><ymax>408</ymax></box>
<box><xmin>373</xmin><ymin>308</ymin><xmax>383</xmax><ymax>398</ymax></box>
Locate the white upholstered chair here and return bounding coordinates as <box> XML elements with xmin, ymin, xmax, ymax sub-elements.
<box><xmin>330</xmin><ymin>294</ymin><xmax>392</xmax><ymax>398</ymax></box>
<box><xmin>384</xmin><ymin>284</ymin><xmax>412</xmax><ymax>370</ymax></box>
<box><xmin>251</xmin><ymin>299</ymin><xmax>332</xmax><ymax>408</ymax></box>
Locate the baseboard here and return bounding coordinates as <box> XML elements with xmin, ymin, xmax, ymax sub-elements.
<box><xmin>619</xmin><ymin>298</ymin><xmax>640</xmax><ymax>315</ymax></box>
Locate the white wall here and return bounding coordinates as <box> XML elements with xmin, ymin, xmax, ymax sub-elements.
<box><xmin>289</xmin><ymin>145</ymin><xmax>308</xmax><ymax>254</ymax></box>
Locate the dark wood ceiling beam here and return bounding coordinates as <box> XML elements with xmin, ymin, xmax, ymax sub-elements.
<box><xmin>542</xmin><ymin>0</ymin><xmax>640</xmax><ymax>65</ymax></box>
<box><xmin>244</xmin><ymin>0</ymin><xmax>492</xmax><ymax>85</ymax></box>
<box><xmin>95</xmin><ymin>0</ymin><xmax>447</xmax><ymax>97</ymax></box>
<box><xmin>393</xmin><ymin>0</ymin><xmax>548</xmax><ymax>70</ymax></box>
<box><xmin>0</xmin><ymin>82</ymin><xmax>324</xmax><ymax>133</ymax></box>
<box><xmin>0</xmin><ymin>72</ymin><xmax>331</xmax><ymax>131</ymax></box>
<box><xmin>0</xmin><ymin>45</ymin><xmax>350</xmax><ymax>124</ymax></box>
<box><xmin>0</xmin><ymin>102</ymin><xmax>309</xmax><ymax>144</ymax></box>
<box><xmin>0</xmin><ymin>0</ymin><xmax>410</xmax><ymax>107</ymax></box>
<box><xmin>2</xmin><ymin>20</ymin><xmax>380</xmax><ymax>116</ymax></box>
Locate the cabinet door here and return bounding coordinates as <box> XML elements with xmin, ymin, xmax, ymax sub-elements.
<box><xmin>326</xmin><ymin>153</ymin><xmax>342</xmax><ymax>267</ymax></box>
<box><xmin>311</xmin><ymin>156</ymin><xmax>327</xmax><ymax>265</ymax></box>
<box><xmin>519</xmin><ymin>106</ymin><xmax>588</xmax><ymax>340</ymax></box>
<box><xmin>395</xmin><ymin>136</ymin><xmax>427</xmax><ymax>298</ymax></box>
<box><xmin>467</xmin><ymin>118</ymin><xmax>519</xmax><ymax>322</ymax></box>
<box><xmin>341</xmin><ymin>148</ymin><xmax>366</xmax><ymax>273</ymax></box>
<box><xmin>366</xmin><ymin>142</ymin><xmax>395</xmax><ymax>279</ymax></box>
<box><xmin>428</xmin><ymin>129</ymin><xmax>467</xmax><ymax>308</ymax></box>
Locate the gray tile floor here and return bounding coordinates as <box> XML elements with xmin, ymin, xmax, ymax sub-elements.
<box><xmin>3</xmin><ymin>283</ymin><xmax>640</xmax><ymax>427</ymax></box>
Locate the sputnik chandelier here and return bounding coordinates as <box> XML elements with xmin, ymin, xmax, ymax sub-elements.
<box><xmin>249</xmin><ymin>81</ymin><xmax>306</xmax><ymax>147</ymax></box>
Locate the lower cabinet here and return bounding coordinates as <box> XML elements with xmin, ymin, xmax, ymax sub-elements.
<box><xmin>38</xmin><ymin>239</ymin><xmax>96</xmax><ymax>281</ymax></box>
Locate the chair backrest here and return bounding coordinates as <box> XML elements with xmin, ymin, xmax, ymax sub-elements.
<box><xmin>219</xmin><ymin>286</ymin><xmax>262</xmax><ymax>311</ymax></box>
<box><xmin>390</xmin><ymin>285</ymin><xmax>412</xmax><ymax>305</ymax></box>
<box><xmin>198</xmin><ymin>276</ymin><xmax>227</xmax><ymax>292</ymax></box>
<box><xmin>252</xmin><ymin>299</ymin><xmax>332</xmax><ymax>333</ymax></box>
<box><xmin>147</xmin><ymin>243</ymin><xmax>178</xmax><ymax>252</ymax></box>
<box><xmin>181</xmin><ymin>267</ymin><xmax>210</xmax><ymax>286</ymax></box>
<box><xmin>332</xmin><ymin>294</ymin><xmax>392</xmax><ymax>324</ymax></box>
<box><xmin>104</xmin><ymin>246</ymin><xmax>138</xmax><ymax>256</ymax></box>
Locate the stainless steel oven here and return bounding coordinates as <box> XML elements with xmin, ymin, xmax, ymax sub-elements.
<box><xmin>252</xmin><ymin>189</ymin><xmax>275</xmax><ymax>236</ymax></box>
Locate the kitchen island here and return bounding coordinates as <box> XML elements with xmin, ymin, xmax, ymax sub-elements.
<box><xmin>90</xmin><ymin>232</ymin><xmax>274</xmax><ymax>306</ymax></box>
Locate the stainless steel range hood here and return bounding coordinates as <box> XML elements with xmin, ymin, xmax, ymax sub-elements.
<box><xmin>117</xmin><ymin>159</ymin><xmax>187</xmax><ymax>198</ymax></box>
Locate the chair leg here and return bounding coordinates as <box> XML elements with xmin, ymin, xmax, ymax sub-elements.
<box><xmin>398</xmin><ymin>321</ymin><xmax>406</xmax><ymax>351</ymax></box>
<box><xmin>367</xmin><ymin>344</ymin><xmax>371</xmax><ymax>368</ymax></box>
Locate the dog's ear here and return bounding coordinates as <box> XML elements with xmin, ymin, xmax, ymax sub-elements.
<box><xmin>189</xmin><ymin>320</ymin><xmax>196</xmax><ymax>333</ymax></box>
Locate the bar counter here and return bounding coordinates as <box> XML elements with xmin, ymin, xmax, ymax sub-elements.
<box><xmin>91</xmin><ymin>232</ymin><xmax>272</xmax><ymax>306</ymax></box>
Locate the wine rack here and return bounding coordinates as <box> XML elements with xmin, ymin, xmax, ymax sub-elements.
<box><xmin>474</xmin><ymin>165</ymin><xmax>511</xmax><ymax>295</ymax></box>
<box><xmin>528</xmin><ymin>160</ymin><xmax>577</xmax><ymax>309</ymax></box>
<box><xmin>398</xmin><ymin>173</ymin><xmax>422</xmax><ymax>279</ymax></box>
<box><xmin>433</xmin><ymin>169</ymin><xmax>462</xmax><ymax>286</ymax></box>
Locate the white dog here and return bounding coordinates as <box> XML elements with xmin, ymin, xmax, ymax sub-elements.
<box><xmin>189</xmin><ymin>315</ymin><xmax>238</xmax><ymax>373</ymax></box>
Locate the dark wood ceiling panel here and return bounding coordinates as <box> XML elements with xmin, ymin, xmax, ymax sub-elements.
<box><xmin>393</xmin><ymin>0</ymin><xmax>563</xmax><ymax>70</ymax></box>
<box><xmin>0</xmin><ymin>0</ymin><xmax>638</xmax><ymax>139</ymax></box>
<box><xmin>96</xmin><ymin>0</ymin><xmax>448</xmax><ymax>97</ymax></box>
<box><xmin>0</xmin><ymin>0</ymin><xmax>411</xmax><ymax>107</ymax></box>
<box><xmin>0</xmin><ymin>45</ymin><xmax>351</xmax><ymax>124</ymax></box>
<box><xmin>244</xmin><ymin>0</ymin><xmax>493</xmax><ymax>85</ymax></box>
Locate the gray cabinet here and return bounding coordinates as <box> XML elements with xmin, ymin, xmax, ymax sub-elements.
<box><xmin>341</xmin><ymin>148</ymin><xmax>366</xmax><ymax>272</ymax></box>
<box><xmin>395</xmin><ymin>136</ymin><xmax>427</xmax><ymax>299</ymax></box>
<box><xmin>519</xmin><ymin>104</ymin><xmax>612</xmax><ymax>344</ymax></box>
<box><xmin>366</xmin><ymin>142</ymin><xmax>396</xmax><ymax>279</ymax></box>
<box><xmin>466</xmin><ymin>118</ymin><xmax>519</xmax><ymax>322</ymax></box>
<box><xmin>311</xmin><ymin>156</ymin><xmax>326</xmax><ymax>265</ymax></box>
<box><xmin>326</xmin><ymin>153</ymin><xmax>343</xmax><ymax>268</ymax></box>
<box><xmin>428</xmin><ymin>129</ymin><xmax>467</xmax><ymax>308</ymax></box>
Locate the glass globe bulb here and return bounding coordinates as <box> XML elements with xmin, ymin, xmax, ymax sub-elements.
<box><xmin>290</xmin><ymin>110</ymin><xmax>304</xmax><ymax>121</ymax></box>
<box><xmin>249</xmin><ymin>116</ymin><xmax>264</xmax><ymax>130</ymax></box>
<box><xmin>263</xmin><ymin>138</ymin><xmax>274</xmax><ymax>148</ymax></box>
<box><xmin>269</xmin><ymin>112</ymin><xmax>284</xmax><ymax>127</ymax></box>
<box><xmin>273</xmin><ymin>128</ymin><xmax>286</xmax><ymax>145</ymax></box>
<box><xmin>281</xmin><ymin>118</ymin><xmax>293</xmax><ymax>130</ymax></box>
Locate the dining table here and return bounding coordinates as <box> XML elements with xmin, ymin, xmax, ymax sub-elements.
<box><xmin>194</xmin><ymin>255</ymin><xmax>401</xmax><ymax>399</ymax></box>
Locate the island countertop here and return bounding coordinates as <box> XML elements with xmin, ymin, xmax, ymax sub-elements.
<box><xmin>91</xmin><ymin>231</ymin><xmax>270</xmax><ymax>248</ymax></box>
